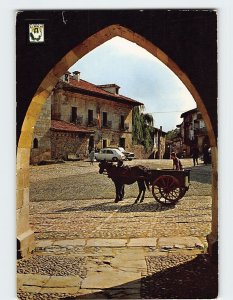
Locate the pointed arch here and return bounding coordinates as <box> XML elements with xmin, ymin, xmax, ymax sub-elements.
<box><xmin>16</xmin><ymin>24</ymin><xmax>217</xmax><ymax>257</ymax></box>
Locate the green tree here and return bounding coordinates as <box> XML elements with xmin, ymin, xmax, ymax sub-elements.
<box><xmin>132</xmin><ymin>106</ymin><xmax>143</xmax><ymax>144</ymax></box>
<box><xmin>166</xmin><ymin>128</ymin><xmax>180</xmax><ymax>141</ymax></box>
<box><xmin>142</xmin><ymin>113</ymin><xmax>154</xmax><ymax>127</ymax></box>
<box><xmin>132</xmin><ymin>107</ymin><xmax>154</xmax><ymax>152</ymax></box>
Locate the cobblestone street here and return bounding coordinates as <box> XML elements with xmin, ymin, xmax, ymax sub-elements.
<box><xmin>29</xmin><ymin>159</ymin><xmax>212</xmax><ymax>242</ymax></box>
<box><xmin>17</xmin><ymin>159</ymin><xmax>218</xmax><ymax>299</ymax></box>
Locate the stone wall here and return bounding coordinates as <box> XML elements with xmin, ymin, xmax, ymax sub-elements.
<box><xmin>131</xmin><ymin>141</ymin><xmax>166</xmax><ymax>160</ymax></box>
<box><xmin>93</xmin><ymin>129</ymin><xmax>132</xmax><ymax>150</ymax></box>
<box><xmin>131</xmin><ymin>145</ymin><xmax>150</xmax><ymax>159</ymax></box>
<box><xmin>51</xmin><ymin>89</ymin><xmax>134</xmax><ymax>153</ymax></box>
<box><xmin>51</xmin><ymin>131</ymin><xmax>89</xmax><ymax>160</ymax></box>
<box><xmin>52</xmin><ymin>90</ymin><xmax>133</xmax><ymax>132</ymax></box>
<box><xmin>30</xmin><ymin>96</ymin><xmax>51</xmax><ymax>164</ymax></box>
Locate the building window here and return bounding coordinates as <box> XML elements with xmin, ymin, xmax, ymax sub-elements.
<box><xmin>33</xmin><ymin>138</ymin><xmax>38</xmax><ymax>149</ymax></box>
<box><xmin>120</xmin><ymin>115</ymin><xmax>124</xmax><ymax>129</ymax></box>
<box><xmin>88</xmin><ymin>136</ymin><xmax>95</xmax><ymax>152</ymax></box>
<box><xmin>102</xmin><ymin>112</ymin><xmax>107</xmax><ymax>127</ymax></box>
<box><xmin>119</xmin><ymin>138</ymin><xmax>125</xmax><ymax>148</ymax></box>
<box><xmin>88</xmin><ymin>109</ymin><xmax>94</xmax><ymax>124</ymax></box>
<box><xmin>71</xmin><ymin>107</ymin><xmax>77</xmax><ymax>123</ymax></box>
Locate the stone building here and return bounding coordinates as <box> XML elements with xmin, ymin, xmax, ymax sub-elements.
<box><xmin>153</xmin><ymin>126</ymin><xmax>166</xmax><ymax>159</ymax></box>
<box><xmin>30</xmin><ymin>95</ymin><xmax>52</xmax><ymax>164</ymax></box>
<box><xmin>30</xmin><ymin>71</ymin><xmax>143</xmax><ymax>163</ymax></box>
<box><xmin>177</xmin><ymin>108</ymin><xmax>209</xmax><ymax>156</ymax></box>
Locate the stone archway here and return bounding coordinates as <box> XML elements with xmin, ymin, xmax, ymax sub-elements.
<box><xmin>16</xmin><ymin>24</ymin><xmax>217</xmax><ymax>258</ymax></box>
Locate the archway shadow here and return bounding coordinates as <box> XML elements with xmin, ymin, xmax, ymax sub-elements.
<box><xmin>55</xmin><ymin>200</ymin><xmax>176</xmax><ymax>214</ymax></box>
<box><xmin>61</xmin><ymin>254</ymin><xmax>217</xmax><ymax>299</ymax></box>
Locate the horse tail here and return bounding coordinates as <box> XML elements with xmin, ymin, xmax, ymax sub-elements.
<box><xmin>145</xmin><ymin>179</ymin><xmax>150</xmax><ymax>191</ymax></box>
<box><xmin>144</xmin><ymin>169</ymin><xmax>152</xmax><ymax>191</ymax></box>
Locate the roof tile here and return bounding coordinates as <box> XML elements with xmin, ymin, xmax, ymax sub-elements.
<box><xmin>66</xmin><ymin>76</ymin><xmax>143</xmax><ymax>106</ymax></box>
<box><xmin>51</xmin><ymin>120</ymin><xmax>94</xmax><ymax>133</ymax></box>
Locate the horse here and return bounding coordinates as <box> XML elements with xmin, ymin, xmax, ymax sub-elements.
<box><xmin>98</xmin><ymin>160</ymin><xmax>151</xmax><ymax>204</ymax></box>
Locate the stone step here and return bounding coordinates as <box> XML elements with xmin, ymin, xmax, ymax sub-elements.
<box><xmin>34</xmin><ymin>237</ymin><xmax>205</xmax><ymax>254</ymax></box>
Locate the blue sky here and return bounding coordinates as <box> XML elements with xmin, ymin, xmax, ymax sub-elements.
<box><xmin>69</xmin><ymin>37</ymin><xmax>196</xmax><ymax>132</ymax></box>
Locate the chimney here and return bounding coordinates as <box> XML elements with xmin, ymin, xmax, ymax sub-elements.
<box><xmin>97</xmin><ymin>84</ymin><xmax>120</xmax><ymax>95</ymax></box>
<box><xmin>73</xmin><ymin>71</ymin><xmax>80</xmax><ymax>81</ymax></box>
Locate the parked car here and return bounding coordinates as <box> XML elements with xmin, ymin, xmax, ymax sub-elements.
<box><xmin>117</xmin><ymin>147</ymin><xmax>135</xmax><ymax>161</ymax></box>
<box><xmin>95</xmin><ymin>148</ymin><xmax>126</xmax><ymax>162</ymax></box>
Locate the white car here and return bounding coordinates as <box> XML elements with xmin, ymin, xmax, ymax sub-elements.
<box><xmin>95</xmin><ymin>148</ymin><xmax>126</xmax><ymax>162</ymax></box>
<box><xmin>117</xmin><ymin>147</ymin><xmax>135</xmax><ymax>161</ymax></box>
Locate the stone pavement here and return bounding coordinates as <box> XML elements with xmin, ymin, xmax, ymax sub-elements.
<box><xmin>18</xmin><ymin>236</ymin><xmax>217</xmax><ymax>299</ymax></box>
<box><xmin>17</xmin><ymin>160</ymin><xmax>218</xmax><ymax>299</ymax></box>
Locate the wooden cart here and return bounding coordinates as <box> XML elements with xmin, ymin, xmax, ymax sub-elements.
<box><xmin>149</xmin><ymin>169</ymin><xmax>191</xmax><ymax>205</ymax></box>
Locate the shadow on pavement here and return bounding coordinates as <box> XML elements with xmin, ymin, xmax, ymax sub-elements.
<box><xmin>61</xmin><ymin>254</ymin><xmax>217</xmax><ymax>299</ymax></box>
<box><xmin>55</xmin><ymin>201</ymin><xmax>175</xmax><ymax>213</ymax></box>
<box><xmin>141</xmin><ymin>254</ymin><xmax>218</xmax><ymax>299</ymax></box>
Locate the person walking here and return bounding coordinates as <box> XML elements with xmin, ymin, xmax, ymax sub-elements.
<box><xmin>191</xmin><ymin>145</ymin><xmax>199</xmax><ymax>166</ymax></box>
<box><xmin>171</xmin><ymin>152</ymin><xmax>183</xmax><ymax>170</ymax></box>
<box><xmin>203</xmin><ymin>144</ymin><xmax>210</xmax><ymax>165</ymax></box>
<box><xmin>89</xmin><ymin>148</ymin><xmax>95</xmax><ymax>165</ymax></box>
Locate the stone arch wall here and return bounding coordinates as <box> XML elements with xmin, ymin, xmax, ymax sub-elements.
<box><xmin>16</xmin><ymin>24</ymin><xmax>217</xmax><ymax>257</ymax></box>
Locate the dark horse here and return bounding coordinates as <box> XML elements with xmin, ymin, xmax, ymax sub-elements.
<box><xmin>99</xmin><ymin>160</ymin><xmax>150</xmax><ymax>204</ymax></box>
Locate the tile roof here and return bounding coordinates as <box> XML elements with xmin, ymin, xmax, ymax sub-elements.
<box><xmin>97</xmin><ymin>84</ymin><xmax>120</xmax><ymax>88</ymax></box>
<box><xmin>180</xmin><ymin>108</ymin><xmax>198</xmax><ymax>118</ymax></box>
<box><xmin>63</xmin><ymin>76</ymin><xmax>143</xmax><ymax>106</ymax></box>
<box><xmin>51</xmin><ymin>120</ymin><xmax>94</xmax><ymax>133</ymax></box>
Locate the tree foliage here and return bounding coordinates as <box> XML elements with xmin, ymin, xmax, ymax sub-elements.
<box><xmin>132</xmin><ymin>106</ymin><xmax>143</xmax><ymax>144</ymax></box>
<box><xmin>166</xmin><ymin>128</ymin><xmax>180</xmax><ymax>141</ymax></box>
<box><xmin>132</xmin><ymin>107</ymin><xmax>154</xmax><ymax>152</ymax></box>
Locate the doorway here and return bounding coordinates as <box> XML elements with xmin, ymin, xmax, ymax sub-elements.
<box><xmin>88</xmin><ymin>136</ymin><xmax>94</xmax><ymax>152</ymax></box>
<box><xmin>119</xmin><ymin>137</ymin><xmax>126</xmax><ymax>149</ymax></box>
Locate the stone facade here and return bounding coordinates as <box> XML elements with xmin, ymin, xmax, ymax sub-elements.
<box><xmin>30</xmin><ymin>96</ymin><xmax>51</xmax><ymax>164</ymax></box>
<box><xmin>50</xmin><ymin>131</ymin><xmax>89</xmax><ymax>160</ymax></box>
<box><xmin>52</xmin><ymin>87</ymin><xmax>134</xmax><ymax>154</ymax></box>
<box><xmin>152</xmin><ymin>127</ymin><xmax>166</xmax><ymax>159</ymax></box>
<box><xmin>31</xmin><ymin>73</ymin><xmax>143</xmax><ymax>163</ymax></box>
<box><xmin>178</xmin><ymin>108</ymin><xmax>209</xmax><ymax>156</ymax></box>
<box><xmin>131</xmin><ymin>128</ymin><xmax>166</xmax><ymax>160</ymax></box>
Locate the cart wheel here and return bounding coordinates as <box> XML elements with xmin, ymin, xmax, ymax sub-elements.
<box><xmin>179</xmin><ymin>187</ymin><xmax>187</xmax><ymax>199</ymax></box>
<box><xmin>152</xmin><ymin>175</ymin><xmax>181</xmax><ymax>205</ymax></box>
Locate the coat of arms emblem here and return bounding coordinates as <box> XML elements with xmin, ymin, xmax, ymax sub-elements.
<box><xmin>29</xmin><ymin>24</ymin><xmax>44</xmax><ymax>43</ymax></box>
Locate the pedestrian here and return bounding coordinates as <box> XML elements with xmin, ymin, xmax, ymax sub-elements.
<box><xmin>203</xmin><ymin>144</ymin><xmax>210</xmax><ymax>165</ymax></box>
<box><xmin>171</xmin><ymin>152</ymin><xmax>183</xmax><ymax>170</ymax></box>
<box><xmin>89</xmin><ymin>148</ymin><xmax>95</xmax><ymax>165</ymax></box>
<box><xmin>191</xmin><ymin>145</ymin><xmax>199</xmax><ymax>166</ymax></box>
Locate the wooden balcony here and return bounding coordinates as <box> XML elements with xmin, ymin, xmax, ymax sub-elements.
<box><xmin>70</xmin><ymin>115</ymin><xmax>83</xmax><ymax>125</ymax></box>
<box><xmin>119</xmin><ymin>123</ymin><xmax>129</xmax><ymax>131</ymax></box>
<box><xmin>87</xmin><ymin>118</ymin><xmax>97</xmax><ymax>127</ymax></box>
<box><xmin>102</xmin><ymin>120</ymin><xmax>112</xmax><ymax>129</ymax></box>
<box><xmin>194</xmin><ymin>127</ymin><xmax>208</xmax><ymax>135</ymax></box>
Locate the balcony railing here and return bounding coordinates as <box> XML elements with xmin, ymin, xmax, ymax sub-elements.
<box><xmin>86</xmin><ymin>118</ymin><xmax>97</xmax><ymax>127</ymax></box>
<box><xmin>102</xmin><ymin>120</ymin><xmax>112</xmax><ymax>129</ymax></box>
<box><xmin>119</xmin><ymin>123</ymin><xmax>129</xmax><ymax>131</ymax></box>
<box><xmin>194</xmin><ymin>127</ymin><xmax>207</xmax><ymax>135</ymax></box>
<box><xmin>70</xmin><ymin>115</ymin><xmax>83</xmax><ymax>125</ymax></box>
